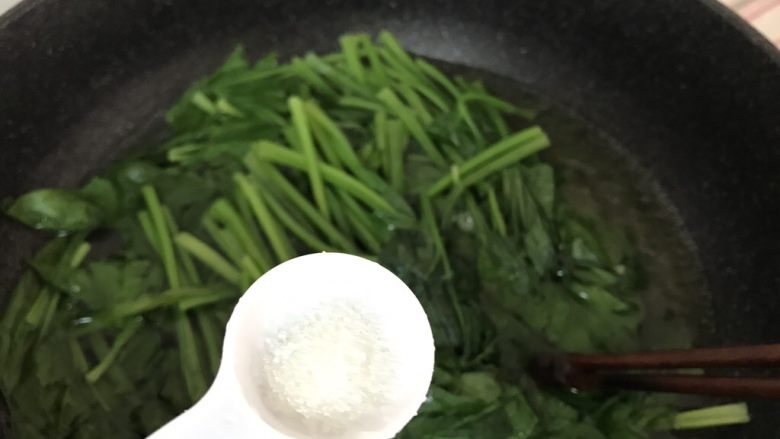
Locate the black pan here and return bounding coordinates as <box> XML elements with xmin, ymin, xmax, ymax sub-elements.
<box><xmin>1</xmin><ymin>0</ymin><xmax>779</xmax><ymax>437</ymax></box>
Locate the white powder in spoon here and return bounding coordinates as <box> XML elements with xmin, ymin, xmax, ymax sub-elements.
<box><xmin>256</xmin><ymin>300</ymin><xmax>401</xmax><ymax>437</ymax></box>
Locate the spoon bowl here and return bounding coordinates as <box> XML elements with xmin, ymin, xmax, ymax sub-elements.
<box><xmin>148</xmin><ymin>253</ymin><xmax>435</xmax><ymax>439</ymax></box>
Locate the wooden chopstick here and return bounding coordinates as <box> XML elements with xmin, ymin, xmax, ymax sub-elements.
<box><xmin>532</xmin><ymin>344</ymin><xmax>780</xmax><ymax>399</ymax></box>
<box><xmin>566</xmin><ymin>343</ymin><xmax>780</xmax><ymax>370</ymax></box>
<box><xmin>596</xmin><ymin>374</ymin><xmax>780</xmax><ymax>399</ymax></box>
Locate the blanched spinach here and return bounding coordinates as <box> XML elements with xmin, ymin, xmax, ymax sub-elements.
<box><xmin>1</xmin><ymin>32</ymin><xmax>740</xmax><ymax>439</ymax></box>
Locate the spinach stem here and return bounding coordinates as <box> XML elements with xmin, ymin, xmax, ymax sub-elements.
<box><xmin>69</xmin><ymin>242</ymin><xmax>91</xmax><ymax>268</ymax></box>
<box><xmin>246</xmin><ymin>160</ymin><xmax>357</xmax><ymax>252</ymax></box>
<box><xmin>397</xmin><ymin>83</ymin><xmax>433</xmax><ymax>124</ymax></box>
<box><xmin>486</xmin><ymin>187</ymin><xmax>508</xmax><ymax>236</ymax></box>
<box><xmin>240</xmin><ymin>255</ymin><xmax>263</xmax><ymax>279</ymax></box>
<box><xmin>420</xmin><ymin>196</ymin><xmax>452</xmax><ymax>277</ymax></box>
<box><xmin>420</xmin><ymin>196</ymin><xmax>466</xmax><ymax>341</ymax></box>
<box><xmin>415</xmin><ymin>58</ymin><xmax>460</xmax><ymax>99</ymax></box>
<box><xmin>376</xmin><ymin>88</ymin><xmax>446</xmax><ymax>167</ymax></box>
<box><xmin>39</xmin><ymin>293</ymin><xmax>60</xmax><ymax>337</ymax></box>
<box><xmin>209</xmin><ymin>198</ymin><xmax>273</xmax><ymax>272</ymax></box>
<box><xmin>141</xmin><ymin>186</ymin><xmax>180</xmax><ymax>289</ymax></box>
<box><xmin>251</xmin><ymin>142</ymin><xmax>398</xmax><ymax>216</ymax></box>
<box><xmin>337</xmin><ymin>192</ymin><xmax>382</xmax><ymax>254</ymax></box>
<box><xmin>386</xmin><ymin>119</ymin><xmax>408</xmax><ymax>193</ymax></box>
<box><xmin>164</xmin><ymin>207</ymin><xmax>201</xmax><ymax>284</ymax></box>
<box><xmin>196</xmin><ymin>311</ymin><xmax>222</xmax><ymax>375</ymax></box>
<box><xmin>91</xmin><ymin>287</ymin><xmax>232</xmax><ymax>321</ymax></box>
<box><xmin>304</xmin><ymin>53</ymin><xmax>374</xmax><ymax>98</ymax></box>
<box><xmin>137</xmin><ymin>211</ymin><xmax>160</xmax><ymax>253</ymax></box>
<box><xmin>459</xmin><ymin>135</ymin><xmax>549</xmax><ymax>189</ymax></box>
<box><xmin>290</xmin><ymin>57</ymin><xmax>338</xmax><ymax>97</ymax></box>
<box><xmin>458</xmin><ymin>92</ymin><xmax>535</xmax><ymax>120</ymax></box>
<box><xmin>85</xmin><ymin>318</ymin><xmax>142</xmax><ymax>384</ymax></box>
<box><xmin>340</xmin><ymin>34</ymin><xmax>367</xmax><ymax>83</ymax></box>
<box><xmin>289</xmin><ymin>96</ymin><xmax>330</xmax><ymax>219</ymax></box>
<box><xmin>339</xmin><ymin>96</ymin><xmax>385</xmax><ymax>113</ymax></box>
<box><xmin>69</xmin><ymin>338</ymin><xmax>89</xmax><ymax>373</ymax></box>
<box><xmin>262</xmin><ymin>190</ymin><xmax>334</xmax><ymax>252</ymax></box>
<box><xmin>234</xmin><ymin>173</ymin><xmax>295</xmax><ymax>262</ymax></box>
<box><xmin>175</xmin><ymin>312</ymin><xmax>208</xmax><ymax>401</ymax></box>
<box><xmin>456</xmin><ymin>98</ymin><xmax>485</xmax><ymax>144</ymax></box>
<box><xmin>426</xmin><ymin>127</ymin><xmax>549</xmax><ymax>196</ymax></box>
<box><xmin>175</xmin><ymin>232</ymin><xmax>241</xmax><ymax>285</ymax></box>
<box><xmin>25</xmin><ymin>288</ymin><xmax>50</xmax><ymax>326</ymax></box>
<box><xmin>375</xmin><ymin>111</ymin><xmax>390</xmax><ymax>177</ymax></box>
<box><xmin>304</xmin><ymin>101</ymin><xmax>365</xmax><ymax>174</ymax></box>
<box><xmin>202</xmin><ymin>216</ymin><xmax>245</xmax><ymax>266</ymax></box>
<box><xmin>673</xmin><ymin>403</ymin><xmax>750</xmax><ymax>430</ymax></box>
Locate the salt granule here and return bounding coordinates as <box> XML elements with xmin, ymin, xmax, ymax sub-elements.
<box><xmin>257</xmin><ymin>300</ymin><xmax>401</xmax><ymax>436</ymax></box>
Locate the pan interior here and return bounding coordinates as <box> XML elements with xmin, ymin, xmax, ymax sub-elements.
<box><xmin>2</xmin><ymin>1</ymin><xmax>780</xmax><ymax>437</ymax></box>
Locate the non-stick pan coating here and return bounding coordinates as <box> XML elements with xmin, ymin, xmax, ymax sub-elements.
<box><xmin>1</xmin><ymin>0</ymin><xmax>779</xmax><ymax>437</ymax></box>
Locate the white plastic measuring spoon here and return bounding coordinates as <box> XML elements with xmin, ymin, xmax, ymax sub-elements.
<box><xmin>148</xmin><ymin>252</ymin><xmax>435</xmax><ymax>439</ymax></box>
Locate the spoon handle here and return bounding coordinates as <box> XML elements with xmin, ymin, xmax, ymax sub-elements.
<box><xmin>147</xmin><ymin>394</ymin><xmax>220</xmax><ymax>439</ymax></box>
<box><xmin>146</xmin><ymin>386</ymin><xmax>283</xmax><ymax>439</ymax></box>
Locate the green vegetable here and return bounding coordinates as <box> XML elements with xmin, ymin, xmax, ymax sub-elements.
<box><xmin>0</xmin><ymin>32</ymin><xmax>748</xmax><ymax>439</ymax></box>
<box><xmin>5</xmin><ymin>189</ymin><xmax>103</xmax><ymax>233</ymax></box>
<box><xmin>672</xmin><ymin>403</ymin><xmax>750</xmax><ymax>430</ymax></box>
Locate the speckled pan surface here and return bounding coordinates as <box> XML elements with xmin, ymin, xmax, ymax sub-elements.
<box><xmin>1</xmin><ymin>0</ymin><xmax>779</xmax><ymax>437</ymax></box>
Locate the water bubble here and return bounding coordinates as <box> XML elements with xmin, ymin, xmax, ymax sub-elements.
<box><xmin>453</xmin><ymin>212</ymin><xmax>474</xmax><ymax>232</ymax></box>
